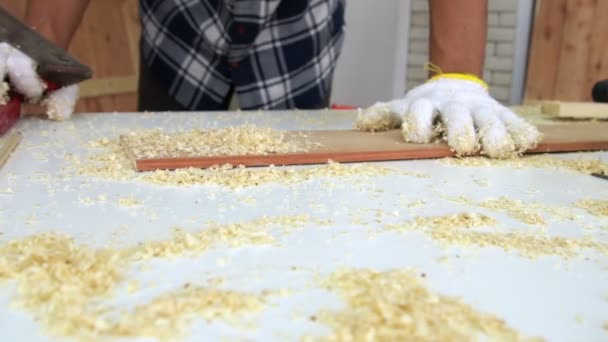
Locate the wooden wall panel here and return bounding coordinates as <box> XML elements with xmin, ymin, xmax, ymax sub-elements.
<box><xmin>71</xmin><ymin>0</ymin><xmax>140</xmax><ymax>113</ymax></box>
<box><xmin>586</xmin><ymin>0</ymin><xmax>608</xmax><ymax>94</ymax></box>
<box><xmin>525</xmin><ymin>0</ymin><xmax>608</xmax><ymax>102</ymax></box>
<box><xmin>553</xmin><ymin>0</ymin><xmax>595</xmax><ymax>100</ymax></box>
<box><xmin>525</xmin><ymin>0</ymin><xmax>567</xmax><ymax>101</ymax></box>
<box><xmin>0</xmin><ymin>0</ymin><xmax>141</xmax><ymax>113</ymax></box>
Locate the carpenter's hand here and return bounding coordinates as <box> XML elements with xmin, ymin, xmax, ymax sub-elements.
<box><xmin>0</xmin><ymin>42</ymin><xmax>78</xmax><ymax>120</ymax></box>
<box><xmin>355</xmin><ymin>76</ymin><xmax>541</xmax><ymax>158</ymax></box>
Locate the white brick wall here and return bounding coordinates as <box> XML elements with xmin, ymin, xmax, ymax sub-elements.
<box><xmin>406</xmin><ymin>0</ymin><xmax>520</xmax><ymax>103</ymax></box>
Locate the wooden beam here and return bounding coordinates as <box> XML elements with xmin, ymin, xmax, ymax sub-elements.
<box><xmin>78</xmin><ymin>75</ymin><xmax>138</xmax><ymax>98</ymax></box>
<box><xmin>541</xmin><ymin>101</ymin><xmax>608</xmax><ymax>119</ymax></box>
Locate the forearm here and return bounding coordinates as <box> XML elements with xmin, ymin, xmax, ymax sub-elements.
<box><xmin>428</xmin><ymin>0</ymin><xmax>487</xmax><ymax>78</ymax></box>
<box><xmin>24</xmin><ymin>0</ymin><xmax>90</xmax><ymax>49</ymax></box>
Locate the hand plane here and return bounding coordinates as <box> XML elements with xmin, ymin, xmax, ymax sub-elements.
<box><xmin>0</xmin><ymin>5</ymin><xmax>92</xmax><ymax>135</ymax></box>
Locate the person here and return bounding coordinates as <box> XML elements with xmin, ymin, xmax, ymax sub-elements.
<box><xmin>8</xmin><ymin>0</ymin><xmax>540</xmax><ymax>157</ymax></box>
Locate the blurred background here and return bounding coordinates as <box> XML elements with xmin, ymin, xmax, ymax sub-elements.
<box><xmin>1</xmin><ymin>0</ymin><xmax>606</xmax><ymax>111</ymax></box>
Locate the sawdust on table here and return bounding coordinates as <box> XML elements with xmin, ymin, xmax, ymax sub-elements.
<box><xmin>120</xmin><ymin>125</ymin><xmax>321</xmax><ymax>159</ymax></box>
<box><xmin>385</xmin><ymin>212</ymin><xmax>607</xmax><ymax>259</ymax></box>
<box><xmin>0</xmin><ymin>214</ymin><xmax>308</xmax><ymax>340</ymax></box>
<box><xmin>111</xmin><ymin>285</ymin><xmax>265</xmax><ymax>340</ymax></box>
<box><xmin>442</xmin><ymin>154</ymin><xmax>608</xmax><ymax>176</ymax></box>
<box><xmin>305</xmin><ymin>268</ymin><xmax>542</xmax><ymax>342</ymax></box>
<box><xmin>73</xmin><ymin>138</ymin><xmax>399</xmax><ymax>189</ymax></box>
<box><xmin>479</xmin><ymin>198</ymin><xmax>547</xmax><ymax>226</ymax></box>
<box><xmin>126</xmin><ymin>215</ymin><xmax>309</xmax><ymax>260</ymax></box>
<box><xmin>117</xmin><ymin>196</ymin><xmax>141</xmax><ymax>207</ymax></box>
<box><xmin>575</xmin><ymin>199</ymin><xmax>608</xmax><ymax>217</ymax></box>
<box><xmin>442</xmin><ymin>195</ymin><xmax>582</xmax><ymax>225</ymax></box>
<box><xmin>410</xmin><ymin>212</ymin><xmax>497</xmax><ymax>230</ymax></box>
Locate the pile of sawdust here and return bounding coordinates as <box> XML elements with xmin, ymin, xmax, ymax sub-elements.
<box><xmin>74</xmin><ymin>139</ymin><xmax>395</xmax><ymax>189</ymax></box>
<box><xmin>412</xmin><ymin>212</ymin><xmax>497</xmax><ymax>230</ymax></box>
<box><xmin>307</xmin><ymin>268</ymin><xmax>540</xmax><ymax>342</ymax></box>
<box><xmin>0</xmin><ymin>233</ymin><xmax>125</xmax><ymax>337</ymax></box>
<box><xmin>0</xmin><ymin>214</ymin><xmax>308</xmax><ymax>340</ymax></box>
<box><xmin>112</xmin><ymin>285</ymin><xmax>265</xmax><ymax>340</ymax></box>
<box><xmin>387</xmin><ymin>212</ymin><xmax>497</xmax><ymax>232</ymax></box>
<box><xmin>127</xmin><ymin>215</ymin><xmax>309</xmax><ymax>260</ymax></box>
<box><xmin>442</xmin><ymin>195</ymin><xmax>582</xmax><ymax>225</ymax></box>
<box><xmin>575</xmin><ymin>199</ymin><xmax>608</xmax><ymax>217</ymax></box>
<box><xmin>442</xmin><ymin>155</ymin><xmax>608</xmax><ymax>176</ymax></box>
<box><xmin>120</xmin><ymin>126</ymin><xmax>320</xmax><ymax>159</ymax></box>
<box><xmin>479</xmin><ymin>198</ymin><xmax>547</xmax><ymax>226</ymax></box>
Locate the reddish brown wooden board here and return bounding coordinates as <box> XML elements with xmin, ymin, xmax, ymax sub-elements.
<box><xmin>122</xmin><ymin>123</ymin><xmax>608</xmax><ymax>172</ymax></box>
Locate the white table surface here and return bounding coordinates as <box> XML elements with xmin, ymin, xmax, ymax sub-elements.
<box><xmin>1</xmin><ymin>110</ymin><xmax>607</xmax><ymax>341</ymax></box>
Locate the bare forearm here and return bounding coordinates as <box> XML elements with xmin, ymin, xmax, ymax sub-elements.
<box><xmin>428</xmin><ymin>0</ymin><xmax>487</xmax><ymax>78</ymax></box>
<box><xmin>25</xmin><ymin>0</ymin><xmax>90</xmax><ymax>49</ymax></box>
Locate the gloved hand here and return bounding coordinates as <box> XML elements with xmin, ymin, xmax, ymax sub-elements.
<box><xmin>355</xmin><ymin>74</ymin><xmax>541</xmax><ymax>158</ymax></box>
<box><xmin>0</xmin><ymin>42</ymin><xmax>79</xmax><ymax>121</ymax></box>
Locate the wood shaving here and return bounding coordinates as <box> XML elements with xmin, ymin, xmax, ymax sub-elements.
<box><xmin>353</xmin><ymin>106</ymin><xmax>400</xmax><ymax>132</ymax></box>
<box><xmin>473</xmin><ymin>177</ymin><xmax>490</xmax><ymax>187</ymax></box>
<box><xmin>441</xmin><ymin>155</ymin><xmax>608</xmax><ymax>176</ymax></box>
<box><xmin>406</xmin><ymin>199</ymin><xmax>427</xmax><ymax>209</ymax></box>
<box><xmin>575</xmin><ymin>199</ymin><xmax>608</xmax><ymax>217</ymax></box>
<box><xmin>118</xmin><ymin>196</ymin><xmax>141</xmax><ymax>207</ymax></box>
<box><xmin>306</xmin><ymin>268</ymin><xmax>541</xmax><ymax>342</ymax></box>
<box><xmin>120</xmin><ymin>125</ymin><xmax>319</xmax><ymax>159</ymax></box>
<box><xmin>74</xmin><ymin>140</ymin><xmax>396</xmax><ymax>189</ymax></box>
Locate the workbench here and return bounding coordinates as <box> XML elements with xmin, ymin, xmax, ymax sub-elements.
<box><xmin>1</xmin><ymin>110</ymin><xmax>607</xmax><ymax>341</ymax></box>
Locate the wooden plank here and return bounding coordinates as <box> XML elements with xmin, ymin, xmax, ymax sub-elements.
<box><xmin>121</xmin><ymin>123</ymin><xmax>608</xmax><ymax>171</ymax></box>
<box><xmin>525</xmin><ymin>0</ymin><xmax>568</xmax><ymax>101</ymax></box>
<box><xmin>554</xmin><ymin>0</ymin><xmax>596</xmax><ymax>101</ymax></box>
<box><xmin>541</xmin><ymin>101</ymin><xmax>608</xmax><ymax>119</ymax></box>
<box><xmin>0</xmin><ymin>131</ymin><xmax>21</xmax><ymax>169</ymax></box>
<box><xmin>79</xmin><ymin>75</ymin><xmax>138</xmax><ymax>98</ymax></box>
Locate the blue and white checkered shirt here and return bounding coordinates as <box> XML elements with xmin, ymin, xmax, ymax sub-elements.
<box><xmin>139</xmin><ymin>0</ymin><xmax>345</xmax><ymax>110</ymax></box>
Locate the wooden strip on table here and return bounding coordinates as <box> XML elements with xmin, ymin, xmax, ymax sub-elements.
<box><xmin>123</xmin><ymin>123</ymin><xmax>608</xmax><ymax>172</ymax></box>
<box><xmin>541</xmin><ymin>102</ymin><xmax>608</xmax><ymax>119</ymax></box>
<box><xmin>0</xmin><ymin>131</ymin><xmax>21</xmax><ymax>169</ymax></box>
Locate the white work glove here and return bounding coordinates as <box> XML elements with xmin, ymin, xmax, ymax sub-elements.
<box><xmin>0</xmin><ymin>42</ymin><xmax>79</xmax><ymax>121</ymax></box>
<box><xmin>355</xmin><ymin>75</ymin><xmax>541</xmax><ymax>158</ymax></box>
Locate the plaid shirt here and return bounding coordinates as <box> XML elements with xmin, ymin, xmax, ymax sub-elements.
<box><xmin>139</xmin><ymin>0</ymin><xmax>345</xmax><ymax>110</ymax></box>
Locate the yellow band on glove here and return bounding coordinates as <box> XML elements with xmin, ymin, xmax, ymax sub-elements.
<box><xmin>423</xmin><ymin>61</ymin><xmax>489</xmax><ymax>90</ymax></box>
<box><xmin>427</xmin><ymin>73</ymin><xmax>489</xmax><ymax>90</ymax></box>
